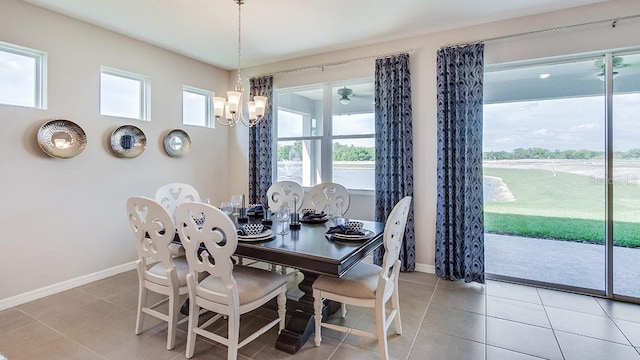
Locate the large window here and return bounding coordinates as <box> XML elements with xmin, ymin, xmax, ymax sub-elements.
<box><xmin>274</xmin><ymin>79</ymin><xmax>375</xmax><ymax>191</ymax></box>
<box><xmin>182</xmin><ymin>86</ymin><xmax>214</xmax><ymax>128</ymax></box>
<box><xmin>0</xmin><ymin>41</ymin><xmax>46</xmax><ymax>108</ymax></box>
<box><xmin>100</xmin><ymin>66</ymin><xmax>149</xmax><ymax>120</ymax></box>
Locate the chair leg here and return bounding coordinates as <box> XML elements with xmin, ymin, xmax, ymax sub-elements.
<box><xmin>135</xmin><ymin>284</ymin><xmax>147</xmax><ymax>335</ymax></box>
<box><xmin>375</xmin><ymin>302</ymin><xmax>390</xmax><ymax>360</ymax></box>
<box><xmin>313</xmin><ymin>289</ymin><xmax>322</xmax><ymax>346</ymax></box>
<box><xmin>392</xmin><ymin>286</ymin><xmax>402</xmax><ymax>335</ymax></box>
<box><xmin>277</xmin><ymin>285</ymin><xmax>287</xmax><ymax>332</ymax></box>
<box><xmin>227</xmin><ymin>313</ymin><xmax>240</xmax><ymax>360</ymax></box>
<box><xmin>340</xmin><ymin>303</ymin><xmax>347</xmax><ymax>318</ymax></box>
<box><xmin>166</xmin><ymin>290</ymin><xmax>181</xmax><ymax>350</ymax></box>
<box><xmin>185</xmin><ymin>298</ymin><xmax>199</xmax><ymax>359</ymax></box>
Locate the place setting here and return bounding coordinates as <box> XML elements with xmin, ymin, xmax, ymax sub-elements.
<box><xmin>325</xmin><ymin>220</ymin><xmax>375</xmax><ymax>242</ymax></box>
<box><xmin>299</xmin><ymin>208</ymin><xmax>329</xmax><ymax>224</ymax></box>
<box><xmin>237</xmin><ymin>223</ymin><xmax>274</xmax><ymax>242</ymax></box>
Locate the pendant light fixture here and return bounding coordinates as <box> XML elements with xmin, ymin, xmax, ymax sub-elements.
<box><xmin>213</xmin><ymin>0</ymin><xmax>267</xmax><ymax>127</ymax></box>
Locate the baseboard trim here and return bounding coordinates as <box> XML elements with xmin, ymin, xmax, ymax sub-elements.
<box><xmin>0</xmin><ymin>261</ymin><xmax>137</xmax><ymax>311</ymax></box>
<box><xmin>414</xmin><ymin>263</ymin><xmax>435</xmax><ymax>274</ymax></box>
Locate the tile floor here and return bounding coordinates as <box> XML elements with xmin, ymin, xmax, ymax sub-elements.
<box><xmin>2</xmin><ymin>269</ymin><xmax>640</xmax><ymax>360</ymax></box>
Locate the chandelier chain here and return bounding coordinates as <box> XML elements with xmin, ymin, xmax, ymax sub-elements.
<box><xmin>236</xmin><ymin>0</ymin><xmax>242</xmax><ymax>85</ymax></box>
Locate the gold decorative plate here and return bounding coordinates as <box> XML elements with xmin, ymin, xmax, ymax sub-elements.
<box><xmin>37</xmin><ymin>119</ymin><xmax>87</xmax><ymax>159</ymax></box>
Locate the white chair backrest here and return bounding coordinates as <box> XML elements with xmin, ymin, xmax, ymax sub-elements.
<box><xmin>266</xmin><ymin>181</ymin><xmax>304</xmax><ymax>211</ymax></box>
<box><xmin>126</xmin><ymin>196</ymin><xmax>176</xmax><ymax>277</ymax></box>
<box><xmin>304</xmin><ymin>182</ymin><xmax>350</xmax><ymax>215</ymax></box>
<box><xmin>381</xmin><ymin>196</ymin><xmax>412</xmax><ymax>276</ymax></box>
<box><xmin>174</xmin><ymin>202</ymin><xmax>237</xmax><ymax>304</ymax></box>
<box><xmin>154</xmin><ymin>183</ymin><xmax>201</xmax><ymax>216</ymax></box>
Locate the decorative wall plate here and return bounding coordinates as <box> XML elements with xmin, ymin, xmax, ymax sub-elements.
<box><xmin>163</xmin><ymin>129</ymin><xmax>191</xmax><ymax>158</ymax></box>
<box><xmin>37</xmin><ymin>119</ymin><xmax>87</xmax><ymax>159</ymax></box>
<box><xmin>110</xmin><ymin>125</ymin><xmax>146</xmax><ymax>158</ymax></box>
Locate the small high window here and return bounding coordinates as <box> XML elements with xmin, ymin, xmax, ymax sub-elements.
<box><xmin>182</xmin><ymin>86</ymin><xmax>214</xmax><ymax>128</ymax></box>
<box><xmin>100</xmin><ymin>66</ymin><xmax>149</xmax><ymax>120</ymax></box>
<box><xmin>0</xmin><ymin>41</ymin><xmax>46</xmax><ymax>108</ymax></box>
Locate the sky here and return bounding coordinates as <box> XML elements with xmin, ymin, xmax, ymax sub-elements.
<box><xmin>483</xmin><ymin>93</ymin><xmax>640</xmax><ymax>153</ymax></box>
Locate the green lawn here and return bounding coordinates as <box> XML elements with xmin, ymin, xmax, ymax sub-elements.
<box><xmin>483</xmin><ymin>167</ymin><xmax>640</xmax><ymax>247</ymax></box>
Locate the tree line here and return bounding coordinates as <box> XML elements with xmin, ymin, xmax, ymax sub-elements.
<box><xmin>278</xmin><ymin>141</ymin><xmax>375</xmax><ymax>161</ymax></box>
<box><xmin>484</xmin><ymin>147</ymin><xmax>640</xmax><ymax>160</ymax></box>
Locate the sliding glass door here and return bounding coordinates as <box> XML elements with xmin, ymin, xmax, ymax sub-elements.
<box><xmin>484</xmin><ymin>50</ymin><xmax>640</xmax><ymax>301</ymax></box>
<box><xmin>612</xmin><ymin>52</ymin><xmax>640</xmax><ymax>299</ymax></box>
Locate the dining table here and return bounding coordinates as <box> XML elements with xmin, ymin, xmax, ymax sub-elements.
<box><xmin>234</xmin><ymin>214</ymin><xmax>385</xmax><ymax>354</ymax></box>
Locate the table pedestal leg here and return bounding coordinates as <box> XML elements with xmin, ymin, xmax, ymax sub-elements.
<box><xmin>275</xmin><ymin>271</ymin><xmax>340</xmax><ymax>354</ymax></box>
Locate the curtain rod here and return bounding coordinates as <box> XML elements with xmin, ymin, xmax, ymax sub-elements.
<box><xmin>441</xmin><ymin>13</ymin><xmax>640</xmax><ymax>49</ymax></box>
<box><xmin>255</xmin><ymin>49</ymin><xmax>414</xmax><ymax>78</ymax></box>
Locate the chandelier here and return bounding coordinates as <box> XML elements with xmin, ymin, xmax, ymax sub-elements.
<box><xmin>213</xmin><ymin>0</ymin><xmax>267</xmax><ymax>127</ymax></box>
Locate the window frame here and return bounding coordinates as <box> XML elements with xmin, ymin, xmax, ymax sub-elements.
<box><xmin>182</xmin><ymin>85</ymin><xmax>214</xmax><ymax>128</ymax></box>
<box><xmin>273</xmin><ymin>78</ymin><xmax>375</xmax><ymax>193</ymax></box>
<box><xmin>0</xmin><ymin>40</ymin><xmax>47</xmax><ymax>109</ymax></box>
<box><xmin>100</xmin><ymin>66</ymin><xmax>149</xmax><ymax>121</ymax></box>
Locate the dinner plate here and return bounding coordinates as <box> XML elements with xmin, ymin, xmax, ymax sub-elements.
<box><xmin>110</xmin><ymin>125</ymin><xmax>146</xmax><ymax>158</ymax></box>
<box><xmin>163</xmin><ymin>129</ymin><xmax>191</xmax><ymax>158</ymax></box>
<box><xmin>300</xmin><ymin>215</ymin><xmax>329</xmax><ymax>224</ymax></box>
<box><xmin>332</xmin><ymin>229</ymin><xmax>375</xmax><ymax>241</ymax></box>
<box><xmin>238</xmin><ymin>229</ymin><xmax>274</xmax><ymax>242</ymax></box>
<box><xmin>37</xmin><ymin>119</ymin><xmax>87</xmax><ymax>159</ymax></box>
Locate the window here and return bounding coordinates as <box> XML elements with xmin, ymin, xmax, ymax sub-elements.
<box><xmin>0</xmin><ymin>41</ymin><xmax>46</xmax><ymax>108</ymax></box>
<box><xmin>100</xmin><ymin>66</ymin><xmax>149</xmax><ymax>120</ymax></box>
<box><xmin>274</xmin><ymin>79</ymin><xmax>375</xmax><ymax>191</ymax></box>
<box><xmin>182</xmin><ymin>86</ymin><xmax>214</xmax><ymax>128</ymax></box>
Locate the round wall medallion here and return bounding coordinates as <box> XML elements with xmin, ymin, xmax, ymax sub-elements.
<box><xmin>163</xmin><ymin>129</ymin><xmax>191</xmax><ymax>158</ymax></box>
<box><xmin>37</xmin><ymin>119</ymin><xmax>87</xmax><ymax>159</ymax></box>
<box><xmin>110</xmin><ymin>125</ymin><xmax>146</xmax><ymax>158</ymax></box>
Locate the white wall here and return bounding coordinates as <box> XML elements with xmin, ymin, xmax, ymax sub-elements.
<box><xmin>0</xmin><ymin>0</ymin><xmax>232</xmax><ymax>303</ymax></box>
<box><xmin>2</xmin><ymin>0</ymin><xmax>640</xmax><ymax>307</ymax></box>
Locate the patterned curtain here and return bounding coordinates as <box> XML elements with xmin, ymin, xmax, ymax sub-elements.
<box><xmin>373</xmin><ymin>53</ymin><xmax>415</xmax><ymax>271</ymax></box>
<box><xmin>435</xmin><ymin>43</ymin><xmax>485</xmax><ymax>284</ymax></box>
<box><xmin>248</xmin><ymin>76</ymin><xmax>273</xmax><ymax>206</ymax></box>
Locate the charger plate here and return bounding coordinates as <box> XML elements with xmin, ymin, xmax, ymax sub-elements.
<box><xmin>331</xmin><ymin>229</ymin><xmax>375</xmax><ymax>241</ymax></box>
<box><xmin>163</xmin><ymin>129</ymin><xmax>191</xmax><ymax>158</ymax></box>
<box><xmin>110</xmin><ymin>125</ymin><xmax>146</xmax><ymax>158</ymax></box>
<box><xmin>37</xmin><ymin>119</ymin><xmax>87</xmax><ymax>159</ymax></box>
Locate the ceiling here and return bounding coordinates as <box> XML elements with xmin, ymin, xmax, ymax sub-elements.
<box><xmin>20</xmin><ymin>0</ymin><xmax>610</xmax><ymax>70</ymax></box>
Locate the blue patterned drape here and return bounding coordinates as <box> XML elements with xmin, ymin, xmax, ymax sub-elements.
<box><xmin>373</xmin><ymin>53</ymin><xmax>415</xmax><ymax>271</ymax></box>
<box><xmin>248</xmin><ymin>76</ymin><xmax>273</xmax><ymax>206</ymax></box>
<box><xmin>435</xmin><ymin>43</ymin><xmax>485</xmax><ymax>284</ymax></box>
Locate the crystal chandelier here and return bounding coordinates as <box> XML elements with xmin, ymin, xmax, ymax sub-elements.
<box><xmin>213</xmin><ymin>0</ymin><xmax>267</xmax><ymax>127</ymax></box>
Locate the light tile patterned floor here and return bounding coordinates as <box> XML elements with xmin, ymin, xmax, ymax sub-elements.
<box><xmin>1</xmin><ymin>269</ymin><xmax>640</xmax><ymax>359</ymax></box>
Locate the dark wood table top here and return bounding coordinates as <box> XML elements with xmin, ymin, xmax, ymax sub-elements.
<box><xmin>235</xmin><ymin>217</ymin><xmax>384</xmax><ymax>277</ymax></box>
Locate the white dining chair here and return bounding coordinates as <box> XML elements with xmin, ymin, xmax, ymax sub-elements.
<box><xmin>154</xmin><ymin>182</ymin><xmax>201</xmax><ymax>215</ymax></box>
<box><xmin>126</xmin><ymin>196</ymin><xmax>190</xmax><ymax>351</ymax></box>
<box><xmin>266</xmin><ymin>180</ymin><xmax>304</xmax><ymax>211</ymax></box>
<box><xmin>303</xmin><ymin>182</ymin><xmax>350</xmax><ymax>216</ymax></box>
<box><xmin>174</xmin><ymin>202</ymin><xmax>287</xmax><ymax>360</ymax></box>
<box><xmin>312</xmin><ymin>196</ymin><xmax>412</xmax><ymax>360</ymax></box>
<box><xmin>154</xmin><ymin>183</ymin><xmax>201</xmax><ymax>257</ymax></box>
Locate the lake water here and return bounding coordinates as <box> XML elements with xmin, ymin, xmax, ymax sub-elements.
<box><xmin>278</xmin><ymin>167</ymin><xmax>375</xmax><ymax>190</ymax></box>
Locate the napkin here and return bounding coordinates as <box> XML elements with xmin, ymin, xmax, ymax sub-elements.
<box><xmin>302</xmin><ymin>211</ymin><xmax>326</xmax><ymax>221</ymax></box>
<box><xmin>247</xmin><ymin>204</ymin><xmax>264</xmax><ymax>216</ymax></box>
<box><xmin>326</xmin><ymin>224</ymin><xmax>365</xmax><ymax>236</ymax></box>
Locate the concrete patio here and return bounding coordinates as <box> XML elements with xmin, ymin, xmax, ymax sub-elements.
<box><xmin>485</xmin><ymin>233</ymin><xmax>640</xmax><ymax>299</ymax></box>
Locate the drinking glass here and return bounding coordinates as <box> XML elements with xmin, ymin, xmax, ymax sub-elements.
<box><xmin>220</xmin><ymin>202</ymin><xmax>233</xmax><ymax>217</ymax></box>
<box><xmin>231</xmin><ymin>194</ymin><xmax>242</xmax><ymax>215</ymax></box>
<box><xmin>277</xmin><ymin>204</ymin><xmax>291</xmax><ymax>235</ymax></box>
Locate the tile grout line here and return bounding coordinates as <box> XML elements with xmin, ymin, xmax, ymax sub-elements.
<box><xmin>536</xmin><ymin>287</ymin><xmax>566</xmax><ymax>360</ymax></box>
<box><xmin>402</xmin><ymin>277</ymin><xmax>439</xmax><ymax>360</ymax></box>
